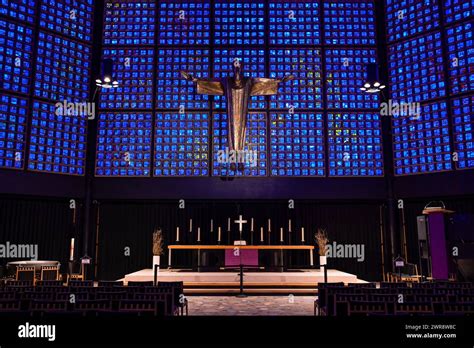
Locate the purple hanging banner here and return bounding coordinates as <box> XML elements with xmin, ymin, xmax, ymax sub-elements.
<box><xmin>428</xmin><ymin>212</ymin><xmax>449</xmax><ymax>279</ymax></box>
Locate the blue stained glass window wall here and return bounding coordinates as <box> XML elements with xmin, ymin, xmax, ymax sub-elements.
<box><xmin>0</xmin><ymin>19</ymin><xmax>33</xmax><ymax>95</ymax></box>
<box><xmin>154</xmin><ymin>112</ymin><xmax>209</xmax><ymax>176</ymax></box>
<box><xmin>100</xmin><ymin>48</ymin><xmax>154</xmax><ymax>109</ymax></box>
<box><xmin>325</xmin><ymin>49</ymin><xmax>379</xmax><ymax>109</ymax></box>
<box><xmin>39</xmin><ymin>0</ymin><xmax>94</xmax><ymax>43</ymax></box>
<box><xmin>269</xmin><ymin>48</ymin><xmax>323</xmax><ymax>109</ymax></box>
<box><xmin>452</xmin><ymin>96</ymin><xmax>474</xmax><ymax>169</ymax></box>
<box><xmin>213</xmin><ymin>49</ymin><xmax>266</xmax><ymax>110</ymax></box>
<box><xmin>96</xmin><ymin>112</ymin><xmax>152</xmax><ymax>177</ymax></box>
<box><xmin>156</xmin><ymin>49</ymin><xmax>210</xmax><ymax>109</ymax></box>
<box><xmin>385</xmin><ymin>0</ymin><xmax>440</xmax><ymax>43</ymax></box>
<box><xmin>0</xmin><ymin>0</ymin><xmax>36</xmax><ymax>24</ymax></box>
<box><xmin>270</xmin><ymin>112</ymin><xmax>325</xmax><ymax>176</ymax></box>
<box><xmin>446</xmin><ymin>22</ymin><xmax>473</xmax><ymax>95</ymax></box>
<box><xmin>444</xmin><ymin>0</ymin><xmax>474</xmax><ymax>24</ymax></box>
<box><xmin>323</xmin><ymin>1</ymin><xmax>376</xmax><ymax>46</ymax></box>
<box><xmin>212</xmin><ymin>112</ymin><xmax>267</xmax><ymax>177</ymax></box>
<box><xmin>327</xmin><ymin>112</ymin><xmax>383</xmax><ymax>177</ymax></box>
<box><xmin>28</xmin><ymin>101</ymin><xmax>87</xmax><ymax>175</ymax></box>
<box><xmin>0</xmin><ymin>94</ymin><xmax>28</xmax><ymax>169</ymax></box>
<box><xmin>268</xmin><ymin>1</ymin><xmax>321</xmax><ymax>45</ymax></box>
<box><xmin>34</xmin><ymin>31</ymin><xmax>91</xmax><ymax>102</ymax></box>
<box><xmin>392</xmin><ymin>101</ymin><xmax>452</xmax><ymax>175</ymax></box>
<box><xmin>158</xmin><ymin>0</ymin><xmax>210</xmax><ymax>45</ymax></box>
<box><xmin>388</xmin><ymin>32</ymin><xmax>446</xmax><ymax>103</ymax></box>
<box><xmin>103</xmin><ymin>0</ymin><xmax>155</xmax><ymax>46</ymax></box>
<box><xmin>214</xmin><ymin>1</ymin><xmax>265</xmax><ymax>45</ymax></box>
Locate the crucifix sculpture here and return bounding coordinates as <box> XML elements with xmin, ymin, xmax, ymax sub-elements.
<box><xmin>181</xmin><ymin>61</ymin><xmax>293</xmax><ymax>171</ymax></box>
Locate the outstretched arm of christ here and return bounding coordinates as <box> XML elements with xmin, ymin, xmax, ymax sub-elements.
<box><xmin>250</xmin><ymin>74</ymin><xmax>294</xmax><ymax>96</ymax></box>
<box><xmin>180</xmin><ymin>71</ymin><xmax>225</xmax><ymax>96</ymax></box>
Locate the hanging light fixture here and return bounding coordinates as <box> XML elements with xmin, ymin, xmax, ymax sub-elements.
<box><xmin>95</xmin><ymin>58</ymin><xmax>119</xmax><ymax>89</ymax></box>
<box><xmin>360</xmin><ymin>63</ymin><xmax>385</xmax><ymax>93</ymax></box>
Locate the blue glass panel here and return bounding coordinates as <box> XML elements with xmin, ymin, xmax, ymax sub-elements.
<box><xmin>270</xmin><ymin>112</ymin><xmax>325</xmax><ymax>176</ymax></box>
<box><xmin>158</xmin><ymin>0</ymin><xmax>210</xmax><ymax>45</ymax></box>
<box><xmin>154</xmin><ymin>112</ymin><xmax>209</xmax><ymax>176</ymax></box>
<box><xmin>213</xmin><ymin>49</ymin><xmax>266</xmax><ymax>110</ymax></box>
<box><xmin>385</xmin><ymin>0</ymin><xmax>440</xmax><ymax>43</ymax></box>
<box><xmin>452</xmin><ymin>95</ymin><xmax>474</xmax><ymax>169</ymax></box>
<box><xmin>0</xmin><ymin>19</ymin><xmax>33</xmax><ymax>95</ymax></box>
<box><xmin>328</xmin><ymin>112</ymin><xmax>383</xmax><ymax>176</ymax></box>
<box><xmin>444</xmin><ymin>0</ymin><xmax>474</xmax><ymax>24</ymax></box>
<box><xmin>214</xmin><ymin>1</ymin><xmax>265</xmax><ymax>46</ymax></box>
<box><xmin>325</xmin><ymin>49</ymin><xmax>379</xmax><ymax>109</ymax></box>
<box><xmin>323</xmin><ymin>1</ymin><xmax>376</xmax><ymax>45</ymax></box>
<box><xmin>100</xmin><ymin>48</ymin><xmax>154</xmax><ymax>109</ymax></box>
<box><xmin>269</xmin><ymin>1</ymin><xmax>321</xmax><ymax>45</ymax></box>
<box><xmin>28</xmin><ymin>100</ymin><xmax>87</xmax><ymax>175</ymax></box>
<box><xmin>39</xmin><ymin>0</ymin><xmax>94</xmax><ymax>42</ymax></box>
<box><xmin>103</xmin><ymin>0</ymin><xmax>155</xmax><ymax>45</ymax></box>
<box><xmin>0</xmin><ymin>93</ymin><xmax>28</xmax><ymax>170</ymax></box>
<box><xmin>392</xmin><ymin>101</ymin><xmax>452</xmax><ymax>175</ymax></box>
<box><xmin>269</xmin><ymin>48</ymin><xmax>323</xmax><ymax>109</ymax></box>
<box><xmin>95</xmin><ymin>112</ymin><xmax>152</xmax><ymax>177</ymax></box>
<box><xmin>388</xmin><ymin>32</ymin><xmax>446</xmax><ymax>103</ymax></box>
<box><xmin>34</xmin><ymin>31</ymin><xmax>91</xmax><ymax>102</ymax></box>
<box><xmin>156</xmin><ymin>48</ymin><xmax>210</xmax><ymax>109</ymax></box>
<box><xmin>0</xmin><ymin>0</ymin><xmax>36</xmax><ymax>23</ymax></box>
<box><xmin>212</xmin><ymin>112</ymin><xmax>267</xmax><ymax>177</ymax></box>
<box><xmin>446</xmin><ymin>22</ymin><xmax>473</xmax><ymax>95</ymax></box>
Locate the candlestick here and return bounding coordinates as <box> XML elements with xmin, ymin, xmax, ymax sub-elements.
<box><xmin>268</xmin><ymin>218</ymin><xmax>271</xmax><ymax>232</ymax></box>
<box><xmin>210</xmin><ymin>219</ymin><xmax>214</xmax><ymax>232</ymax></box>
<box><xmin>301</xmin><ymin>227</ymin><xmax>305</xmax><ymax>243</ymax></box>
<box><xmin>176</xmin><ymin>227</ymin><xmax>180</xmax><ymax>242</ymax></box>
<box><xmin>251</xmin><ymin>218</ymin><xmax>254</xmax><ymax>231</ymax></box>
<box><xmin>189</xmin><ymin>218</ymin><xmax>192</xmax><ymax>232</ymax></box>
<box><xmin>280</xmin><ymin>227</ymin><xmax>283</xmax><ymax>242</ymax></box>
<box><xmin>260</xmin><ymin>227</ymin><xmax>264</xmax><ymax>242</ymax></box>
<box><xmin>69</xmin><ymin>238</ymin><xmax>75</xmax><ymax>261</ymax></box>
<box><xmin>218</xmin><ymin>226</ymin><xmax>222</xmax><ymax>243</ymax></box>
<box><xmin>197</xmin><ymin>227</ymin><xmax>201</xmax><ymax>242</ymax></box>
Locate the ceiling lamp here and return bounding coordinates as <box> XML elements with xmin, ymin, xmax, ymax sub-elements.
<box><xmin>360</xmin><ymin>63</ymin><xmax>385</xmax><ymax>93</ymax></box>
<box><xmin>96</xmin><ymin>58</ymin><xmax>119</xmax><ymax>89</ymax></box>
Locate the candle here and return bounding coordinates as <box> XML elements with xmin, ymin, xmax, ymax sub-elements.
<box><xmin>280</xmin><ymin>228</ymin><xmax>283</xmax><ymax>242</ymax></box>
<box><xmin>70</xmin><ymin>238</ymin><xmax>75</xmax><ymax>261</ymax></box>
<box><xmin>228</xmin><ymin>218</ymin><xmax>231</xmax><ymax>231</ymax></box>
<box><xmin>268</xmin><ymin>219</ymin><xmax>271</xmax><ymax>232</ymax></box>
<box><xmin>176</xmin><ymin>227</ymin><xmax>180</xmax><ymax>242</ymax></box>
<box><xmin>251</xmin><ymin>218</ymin><xmax>254</xmax><ymax>231</ymax></box>
<box><xmin>197</xmin><ymin>227</ymin><xmax>201</xmax><ymax>242</ymax></box>
<box><xmin>301</xmin><ymin>227</ymin><xmax>305</xmax><ymax>242</ymax></box>
<box><xmin>210</xmin><ymin>219</ymin><xmax>214</xmax><ymax>232</ymax></box>
<box><xmin>189</xmin><ymin>219</ymin><xmax>192</xmax><ymax>232</ymax></box>
<box><xmin>218</xmin><ymin>227</ymin><xmax>221</xmax><ymax>242</ymax></box>
<box><xmin>289</xmin><ymin>219</ymin><xmax>292</xmax><ymax>232</ymax></box>
<box><xmin>260</xmin><ymin>227</ymin><xmax>264</xmax><ymax>242</ymax></box>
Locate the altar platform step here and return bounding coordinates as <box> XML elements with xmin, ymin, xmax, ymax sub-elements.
<box><xmin>122</xmin><ymin>269</ymin><xmax>366</xmax><ymax>295</ymax></box>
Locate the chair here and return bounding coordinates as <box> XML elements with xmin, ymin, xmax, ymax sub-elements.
<box><xmin>30</xmin><ymin>300</ymin><xmax>68</xmax><ymax>315</ymax></box>
<box><xmin>388</xmin><ymin>262</ymin><xmax>421</xmax><ymax>283</ymax></box>
<box><xmin>68</xmin><ymin>262</ymin><xmax>85</xmax><ymax>282</ymax></box>
<box><xmin>98</xmin><ymin>280</ymin><xmax>123</xmax><ymax>287</ymax></box>
<box><xmin>127</xmin><ymin>281</ymin><xmax>154</xmax><ymax>287</ymax></box>
<box><xmin>443</xmin><ymin>303</ymin><xmax>474</xmax><ymax>315</ymax></box>
<box><xmin>36</xmin><ymin>280</ymin><xmax>63</xmax><ymax>287</ymax></box>
<box><xmin>118</xmin><ymin>299</ymin><xmax>163</xmax><ymax>316</ymax></box>
<box><xmin>347</xmin><ymin>283</ymin><xmax>377</xmax><ymax>288</ymax></box>
<box><xmin>395</xmin><ymin>303</ymin><xmax>433</xmax><ymax>316</ymax></box>
<box><xmin>0</xmin><ymin>300</ymin><xmax>20</xmax><ymax>312</ymax></box>
<box><xmin>55</xmin><ymin>292</ymin><xmax>89</xmax><ymax>301</ymax></box>
<box><xmin>69</xmin><ymin>280</ymin><xmax>93</xmax><ymax>287</ymax></box>
<box><xmin>380</xmin><ymin>282</ymin><xmax>408</xmax><ymax>288</ymax></box>
<box><xmin>16</xmin><ymin>266</ymin><xmax>36</xmax><ymax>284</ymax></box>
<box><xmin>73</xmin><ymin>300</ymin><xmax>112</xmax><ymax>316</ymax></box>
<box><xmin>6</xmin><ymin>280</ymin><xmax>34</xmax><ymax>288</ymax></box>
<box><xmin>348</xmin><ymin>301</ymin><xmax>387</xmax><ymax>316</ymax></box>
<box><xmin>158</xmin><ymin>281</ymin><xmax>188</xmax><ymax>316</ymax></box>
<box><xmin>334</xmin><ymin>294</ymin><xmax>367</xmax><ymax>316</ymax></box>
<box><xmin>40</xmin><ymin>266</ymin><xmax>59</xmax><ymax>281</ymax></box>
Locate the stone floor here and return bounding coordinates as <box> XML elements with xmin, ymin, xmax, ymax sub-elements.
<box><xmin>187</xmin><ymin>295</ymin><xmax>315</xmax><ymax>316</ymax></box>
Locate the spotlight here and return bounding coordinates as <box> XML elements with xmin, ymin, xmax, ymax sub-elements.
<box><xmin>360</xmin><ymin>63</ymin><xmax>385</xmax><ymax>93</ymax></box>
